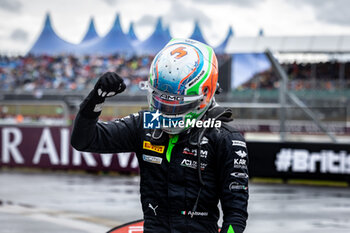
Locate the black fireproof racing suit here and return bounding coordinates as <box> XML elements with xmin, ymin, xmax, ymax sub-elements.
<box><xmin>71</xmin><ymin>104</ymin><xmax>249</xmax><ymax>233</ymax></box>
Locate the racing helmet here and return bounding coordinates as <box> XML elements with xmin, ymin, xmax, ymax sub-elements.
<box><xmin>146</xmin><ymin>38</ymin><xmax>218</xmax><ymax>134</ymax></box>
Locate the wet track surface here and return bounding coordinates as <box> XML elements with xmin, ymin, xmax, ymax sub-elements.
<box><xmin>1</xmin><ymin>171</ymin><xmax>350</xmax><ymax>233</ymax></box>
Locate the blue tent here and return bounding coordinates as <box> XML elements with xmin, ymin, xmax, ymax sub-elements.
<box><xmin>28</xmin><ymin>13</ymin><xmax>75</xmax><ymax>55</ymax></box>
<box><xmin>189</xmin><ymin>21</ymin><xmax>207</xmax><ymax>45</ymax></box>
<box><xmin>215</xmin><ymin>26</ymin><xmax>233</xmax><ymax>54</ymax></box>
<box><xmin>80</xmin><ymin>14</ymin><xmax>134</xmax><ymax>55</ymax></box>
<box><xmin>163</xmin><ymin>26</ymin><xmax>172</xmax><ymax>42</ymax></box>
<box><xmin>81</xmin><ymin>17</ymin><xmax>99</xmax><ymax>43</ymax></box>
<box><xmin>137</xmin><ymin>18</ymin><xmax>169</xmax><ymax>55</ymax></box>
<box><xmin>127</xmin><ymin>22</ymin><xmax>138</xmax><ymax>43</ymax></box>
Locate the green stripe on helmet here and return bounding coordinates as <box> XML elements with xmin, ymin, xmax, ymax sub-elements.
<box><xmin>149</xmin><ymin>73</ymin><xmax>153</xmax><ymax>86</ymax></box>
<box><xmin>185</xmin><ymin>46</ymin><xmax>213</xmax><ymax>95</ymax></box>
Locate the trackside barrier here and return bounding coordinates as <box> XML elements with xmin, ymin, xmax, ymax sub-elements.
<box><xmin>0</xmin><ymin>126</ymin><xmax>138</xmax><ymax>172</ymax></box>
<box><xmin>0</xmin><ymin>126</ymin><xmax>349</xmax><ymax>183</ymax></box>
<box><xmin>247</xmin><ymin>141</ymin><xmax>350</xmax><ymax>183</ymax></box>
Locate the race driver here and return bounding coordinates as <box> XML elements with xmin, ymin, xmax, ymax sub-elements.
<box><xmin>71</xmin><ymin>38</ymin><xmax>249</xmax><ymax>233</ymax></box>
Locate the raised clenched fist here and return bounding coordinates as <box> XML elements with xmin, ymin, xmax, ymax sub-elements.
<box><xmin>94</xmin><ymin>72</ymin><xmax>126</xmax><ymax>98</ymax></box>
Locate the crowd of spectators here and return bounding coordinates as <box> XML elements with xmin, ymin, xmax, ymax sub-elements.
<box><xmin>1</xmin><ymin>54</ymin><xmax>350</xmax><ymax>94</ymax></box>
<box><xmin>0</xmin><ymin>54</ymin><xmax>152</xmax><ymax>93</ymax></box>
<box><xmin>241</xmin><ymin>61</ymin><xmax>350</xmax><ymax>90</ymax></box>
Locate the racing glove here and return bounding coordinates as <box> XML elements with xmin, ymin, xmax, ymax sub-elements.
<box><xmin>79</xmin><ymin>72</ymin><xmax>126</xmax><ymax>118</ymax></box>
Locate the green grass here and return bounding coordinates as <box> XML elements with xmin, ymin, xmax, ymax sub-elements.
<box><xmin>2</xmin><ymin>104</ymin><xmax>64</xmax><ymax>117</ymax></box>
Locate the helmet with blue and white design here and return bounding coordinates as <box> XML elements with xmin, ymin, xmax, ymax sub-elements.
<box><xmin>147</xmin><ymin>38</ymin><xmax>218</xmax><ymax>134</ymax></box>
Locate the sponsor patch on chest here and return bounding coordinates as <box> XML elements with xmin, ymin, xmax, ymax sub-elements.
<box><xmin>142</xmin><ymin>154</ymin><xmax>163</xmax><ymax>164</ymax></box>
<box><xmin>143</xmin><ymin>141</ymin><xmax>165</xmax><ymax>153</ymax></box>
<box><xmin>182</xmin><ymin>147</ymin><xmax>208</xmax><ymax>158</ymax></box>
<box><xmin>180</xmin><ymin>159</ymin><xmax>207</xmax><ymax>170</ymax></box>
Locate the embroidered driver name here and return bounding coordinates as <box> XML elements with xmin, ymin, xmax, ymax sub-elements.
<box><xmin>143</xmin><ymin>141</ymin><xmax>165</xmax><ymax>153</ymax></box>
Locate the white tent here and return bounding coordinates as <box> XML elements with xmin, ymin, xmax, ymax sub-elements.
<box><xmin>225</xmin><ymin>35</ymin><xmax>350</xmax><ymax>54</ymax></box>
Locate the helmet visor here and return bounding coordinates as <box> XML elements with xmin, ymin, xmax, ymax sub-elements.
<box><xmin>151</xmin><ymin>95</ymin><xmax>201</xmax><ymax>115</ymax></box>
<box><xmin>141</xmin><ymin>81</ymin><xmax>203</xmax><ymax>115</ymax></box>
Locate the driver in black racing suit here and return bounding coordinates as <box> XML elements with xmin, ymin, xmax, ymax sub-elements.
<box><xmin>71</xmin><ymin>38</ymin><xmax>249</xmax><ymax>233</ymax></box>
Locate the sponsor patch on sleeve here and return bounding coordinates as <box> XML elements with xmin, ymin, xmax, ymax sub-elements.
<box><xmin>235</xmin><ymin>150</ymin><xmax>247</xmax><ymax>158</ymax></box>
<box><xmin>230</xmin><ymin>172</ymin><xmax>249</xmax><ymax>179</ymax></box>
<box><xmin>229</xmin><ymin>182</ymin><xmax>248</xmax><ymax>191</ymax></box>
<box><xmin>232</xmin><ymin>140</ymin><xmax>246</xmax><ymax>148</ymax></box>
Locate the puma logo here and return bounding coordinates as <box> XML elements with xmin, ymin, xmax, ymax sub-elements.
<box><xmin>148</xmin><ymin>203</ymin><xmax>158</xmax><ymax>216</ymax></box>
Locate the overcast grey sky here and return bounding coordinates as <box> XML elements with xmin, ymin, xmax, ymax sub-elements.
<box><xmin>1</xmin><ymin>0</ymin><xmax>350</xmax><ymax>54</ymax></box>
